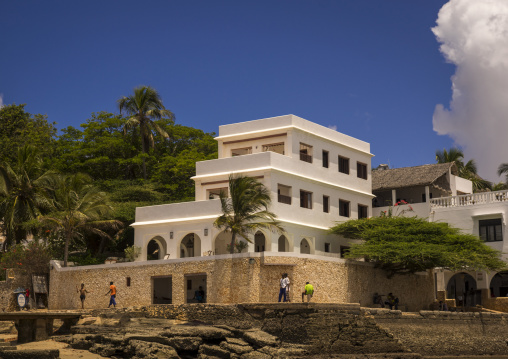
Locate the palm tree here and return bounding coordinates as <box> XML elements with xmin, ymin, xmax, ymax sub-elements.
<box><xmin>498</xmin><ymin>163</ymin><xmax>508</xmax><ymax>184</ymax></box>
<box><xmin>0</xmin><ymin>145</ymin><xmax>54</xmax><ymax>250</ymax></box>
<box><xmin>435</xmin><ymin>148</ymin><xmax>491</xmax><ymax>192</ymax></box>
<box><xmin>39</xmin><ymin>173</ymin><xmax>122</xmax><ymax>267</ymax></box>
<box><xmin>118</xmin><ymin>86</ymin><xmax>174</xmax><ymax>179</ymax></box>
<box><xmin>214</xmin><ymin>175</ymin><xmax>284</xmax><ymax>254</ymax></box>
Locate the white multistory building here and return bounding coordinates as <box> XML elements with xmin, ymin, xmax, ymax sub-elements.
<box><xmin>133</xmin><ymin>114</ymin><xmax>373</xmax><ymax>261</ymax></box>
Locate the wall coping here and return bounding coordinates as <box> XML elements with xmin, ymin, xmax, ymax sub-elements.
<box><xmin>49</xmin><ymin>253</ymin><xmax>430</xmax><ymax>276</ymax></box>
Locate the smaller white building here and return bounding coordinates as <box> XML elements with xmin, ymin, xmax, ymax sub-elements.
<box><xmin>372</xmin><ymin>163</ymin><xmax>508</xmax><ymax>310</ymax></box>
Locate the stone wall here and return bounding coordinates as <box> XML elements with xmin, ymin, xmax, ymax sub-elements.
<box><xmin>368</xmin><ymin>308</ymin><xmax>508</xmax><ymax>356</ymax></box>
<box><xmin>48</xmin><ymin>254</ymin><xmax>435</xmax><ymax>311</ymax></box>
<box><xmin>0</xmin><ymin>270</ymin><xmax>32</xmax><ymax>311</ymax></box>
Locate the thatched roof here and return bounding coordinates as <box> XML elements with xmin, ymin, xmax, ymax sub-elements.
<box><xmin>372</xmin><ymin>163</ymin><xmax>457</xmax><ymax>192</ymax></box>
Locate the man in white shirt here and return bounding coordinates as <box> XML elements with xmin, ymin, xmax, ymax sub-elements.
<box><xmin>278</xmin><ymin>273</ymin><xmax>290</xmax><ymax>302</ymax></box>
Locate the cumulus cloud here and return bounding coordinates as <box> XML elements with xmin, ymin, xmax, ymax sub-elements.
<box><xmin>432</xmin><ymin>0</ymin><xmax>508</xmax><ymax>181</ymax></box>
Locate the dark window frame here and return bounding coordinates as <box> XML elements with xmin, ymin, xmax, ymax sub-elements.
<box><xmin>322</xmin><ymin>150</ymin><xmax>329</xmax><ymax>168</ymax></box>
<box><xmin>479</xmin><ymin>218</ymin><xmax>503</xmax><ymax>242</ymax></box>
<box><xmin>339</xmin><ymin>156</ymin><xmax>350</xmax><ymax>174</ymax></box>
<box><xmin>323</xmin><ymin>195</ymin><xmax>330</xmax><ymax>213</ymax></box>
<box><xmin>358</xmin><ymin>204</ymin><xmax>368</xmax><ymax>219</ymax></box>
<box><xmin>357</xmin><ymin>162</ymin><xmax>368</xmax><ymax>180</ymax></box>
<box><xmin>339</xmin><ymin>199</ymin><xmax>350</xmax><ymax>217</ymax></box>
<box><xmin>300</xmin><ymin>190</ymin><xmax>313</xmax><ymax>209</ymax></box>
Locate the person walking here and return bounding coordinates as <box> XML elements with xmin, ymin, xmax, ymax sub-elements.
<box><xmin>278</xmin><ymin>273</ymin><xmax>290</xmax><ymax>302</ymax></box>
<box><xmin>77</xmin><ymin>283</ymin><xmax>90</xmax><ymax>309</ymax></box>
<box><xmin>105</xmin><ymin>281</ymin><xmax>117</xmax><ymax>308</ymax></box>
<box><xmin>302</xmin><ymin>282</ymin><xmax>314</xmax><ymax>302</ymax></box>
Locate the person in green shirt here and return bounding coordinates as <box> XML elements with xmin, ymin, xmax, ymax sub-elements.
<box><xmin>302</xmin><ymin>282</ymin><xmax>314</xmax><ymax>302</ymax></box>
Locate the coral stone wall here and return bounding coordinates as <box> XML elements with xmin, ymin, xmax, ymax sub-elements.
<box><xmin>48</xmin><ymin>254</ymin><xmax>435</xmax><ymax>311</ymax></box>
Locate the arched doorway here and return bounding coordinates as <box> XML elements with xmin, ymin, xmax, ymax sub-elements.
<box><xmin>147</xmin><ymin>236</ymin><xmax>166</xmax><ymax>260</ymax></box>
<box><xmin>447</xmin><ymin>272</ymin><xmax>478</xmax><ymax>307</ymax></box>
<box><xmin>180</xmin><ymin>233</ymin><xmax>202</xmax><ymax>258</ymax></box>
<box><xmin>214</xmin><ymin>231</ymin><xmax>231</xmax><ymax>255</ymax></box>
<box><xmin>490</xmin><ymin>271</ymin><xmax>508</xmax><ymax>297</ymax></box>
<box><xmin>300</xmin><ymin>238</ymin><xmax>311</xmax><ymax>254</ymax></box>
<box><xmin>278</xmin><ymin>235</ymin><xmax>289</xmax><ymax>252</ymax></box>
<box><xmin>255</xmin><ymin>232</ymin><xmax>266</xmax><ymax>252</ymax></box>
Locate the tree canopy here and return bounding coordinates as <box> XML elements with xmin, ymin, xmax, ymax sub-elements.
<box><xmin>330</xmin><ymin>216</ymin><xmax>505</xmax><ymax>277</ymax></box>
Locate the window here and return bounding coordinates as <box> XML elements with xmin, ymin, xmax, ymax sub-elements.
<box><xmin>358</xmin><ymin>204</ymin><xmax>368</xmax><ymax>219</ymax></box>
<box><xmin>300</xmin><ymin>190</ymin><xmax>313</xmax><ymax>209</ymax></box>
<box><xmin>322</xmin><ymin>150</ymin><xmax>329</xmax><ymax>168</ymax></box>
<box><xmin>357</xmin><ymin>162</ymin><xmax>368</xmax><ymax>180</ymax></box>
<box><xmin>277</xmin><ymin>184</ymin><xmax>292</xmax><ymax>205</ymax></box>
<box><xmin>340</xmin><ymin>246</ymin><xmax>350</xmax><ymax>258</ymax></box>
<box><xmin>262</xmin><ymin>143</ymin><xmax>284</xmax><ymax>155</ymax></box>
<box><xmin>300</xmin><ymin>143</ymin><xmax>313</xmax><ymax>163</ymax></box>
<box><xmin>479</xmin><ymin>219</ymin><xmax>503</xmax><ymax>242</ymax></box>
<box><xmin>323</xmin><ymin>195</ymin><xmax>330</xmax><ymax>213</ymax></box>
<box><xmin>339</xmin><ymin>199</ymin><xmax>350</xmax><ymax>217</ymax></box>
<box><xmin>339</xmin><ymin>156</ymin><xmax>350</xmax><ymax>174</ymax></box>
<box><xmin>231</xmin><ymin>147</ymin><xmax>252</xmax><ymax>156</ymax></box>
<box><xmin>207</xmin><ymin>187</ymin><xmax>228</xmax><ymax>200</ymax></box>
<box><xmin>324</xmin><ymin>243</ymin><xmax>331</xmax><ymax>253</ymax></box>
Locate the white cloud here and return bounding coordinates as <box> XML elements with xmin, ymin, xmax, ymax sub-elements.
<box><xmin>328</xmin><ymin>125</ymin><xmax>337</xmax><ymax>131</ymax></box>
<box><xmin>432</xmin><ymin>0</ymin><xmax>508</xmax><ymax>181</ymax></box>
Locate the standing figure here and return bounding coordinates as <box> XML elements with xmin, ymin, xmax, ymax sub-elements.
<box><xmin>77</xmin><ymin>283</ymin><xmax>90</xmax><ymax>309</ymax></box>
<box><xmin>302</xmin><ymin>282</ymin><xmax>314</xmax><ymax>302</ymax></box>
<box><xmin>278</xmin><ymin>273</ymin><xmax>290</xmax><ymax>302</ymax></box>
<box><xmin>194</xmin><ymin>286</ymin><xmax>205</xmax><ymax>303</ymax></box>
<box><xmin>105</xmin><ymin>281</ymin><xmax>117</xmax><ymax>308</ymax></box>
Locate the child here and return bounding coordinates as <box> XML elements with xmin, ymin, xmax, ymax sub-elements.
<box><xmin>76</xmin><ymin>283</ymin><xmax>90</xmax><ymax>309</ymax></box>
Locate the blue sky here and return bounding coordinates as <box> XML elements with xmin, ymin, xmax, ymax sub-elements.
<box><xmin>1</xmin><ymin>1</ymin><xmax>467</xmax><ymax>173</ymax></box>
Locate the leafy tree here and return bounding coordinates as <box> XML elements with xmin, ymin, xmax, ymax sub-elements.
<box><xmin>0</xmin><ymin>145</ymin><xmax>55</xmax><ymax>250</ymax></box>
<box><xmin>0</xmin><ymin>104</ymin><xmax>57</xmax><ymax>166</ymax></box>
<box><xmin>435</xmin><ymin>147</ymin><xmax>491</xmax><ymax>192</ymax></box>
<box><xmin>118</xmin><ymin>86</ymin><xmax>174</xmax><ymax>179</ymax></box>
<box><xmin>214</xmin><ymin>175</ymin><xmax>284</xmax><ymax>254</ymax></box>
<box><xmin>38</xmin><ymin>173</ymin><xmax>122</xmax><ymax>267</ymax></box>
<box><xmin>0</xmin><ymin>242</ymin><xmax>53</xmax><ymax>276</ymax></box>
<box><xmin>330</xmin><ymin>216</ymin><xmax>505</xmax><ymax>278</ymax></box>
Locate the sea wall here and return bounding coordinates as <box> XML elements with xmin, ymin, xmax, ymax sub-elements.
<box><xmin>48</xmin><ymin>254</ymin><xmax>434</xmax><ymax>311</ymax></box>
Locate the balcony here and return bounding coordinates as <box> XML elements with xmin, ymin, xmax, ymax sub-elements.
<box><xmin>278</xmin><ymin>194</ymin><xmax>292</xmax><ymax>205</ymax></box>
<box><xmin>430</xmin><ymin>190</ymin><xmax>508</xmax><ymax>209</ymax></box>
<box><xmin>300</xmin><ymin>153</ymin><xmax>312</xmax><ymax>163</ymax></box>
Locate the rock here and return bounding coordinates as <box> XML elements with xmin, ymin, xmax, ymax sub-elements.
<box><xmin>166</xmin><ymin>336</ymin><xmax>203</xmax><ymax>351</ymax></box>
<box><xmin>199</xmin><ymin>344</ymin><xmax>231</xmax><ymax>358</ymax></box>
<box><xmin>76</xmin><ymin>316</ymin><xmax>98</xmax><ymax>326</ymax></box>
<box><xmin>226</xmin><ymin>337</ymin><xmax>250</xmax><ymax>346</ymax></box>
<box><xmin>89</xmin><ymin>343</ymin><xmax>117</xmax><ymax>357</ymax></box>
<box><xmin>240</xmin><ymin>351</ymin><xmax>272</xmax><ymax>359</ymax></box>
<box><xmin>162</xmin><ymin>325</ymin><xmax>231</xmax><ymax>340</ymax></box>
<box><xmin>127</xmin><ymin>339</ymin><xmax>180</xmax><ymax>359</ymax></box>
<box><xmin>243</xmin><ymin>330</ymin><xmax>279</xmax><ymax>348</ymax></box>
<box><xmin>220</xmin><ymin>341</ymin><xmax>253</xmax><ymax>355</ymax></box>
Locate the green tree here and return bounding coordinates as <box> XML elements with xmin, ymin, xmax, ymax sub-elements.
<box><xmin>38</xmin><ymin>173</ymin><xmax>122</xmax><ymax>267</ymax></box>
<box><xmin>435</xmin><ymin>147</ymin><xmax>491</xmax><ymax>192</ymax></box>
<box><xmin>0</xmin><ymin>145</ymin><xmax>55</xmax><ymax>250</ymax></box>
<box><xmin>330</xmin><ymin>216</ymin><xmax>505</xmax><ymax>278</ymax></box>
<box><xmin>118</xmin><ymin>86</ymin><xmax>174</xmax><ymax>179</ymax></box>
<box><xmin>497</xmin><ymin>163</ymin><xmax>508</xmax><ymax>185</ymax></box>
<box><xmin>0</xmin><ymin>104</ymin><xmax>57</xmax><ymax>166</ymax></box>
<box><xmin>214</xmin><ymin>175</ymin><xmax>284</xmax><ymax>254</ymax></box>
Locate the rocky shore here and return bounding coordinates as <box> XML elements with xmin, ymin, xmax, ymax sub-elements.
<box><xmin>3</xmin><ymin>303</ymin><xmax>508</xmax><ymax>358</ymax></box>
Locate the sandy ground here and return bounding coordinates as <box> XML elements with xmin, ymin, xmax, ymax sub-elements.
<box><xmin>17</xmin><ymin>339</ymin><xmax>108</xmax><ymax>358</ymax></box>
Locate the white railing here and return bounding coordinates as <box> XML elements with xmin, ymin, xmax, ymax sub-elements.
<box><xmin>430</xmin><ymin>190</ymin><xmax>508</xmax><ymax>208</ymax></box>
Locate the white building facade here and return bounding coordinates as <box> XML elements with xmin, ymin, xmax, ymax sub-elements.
<box><xmin>133</xmin><ymin>115</ymin><xmax>374</xmax><ymax>262</ymax></box>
